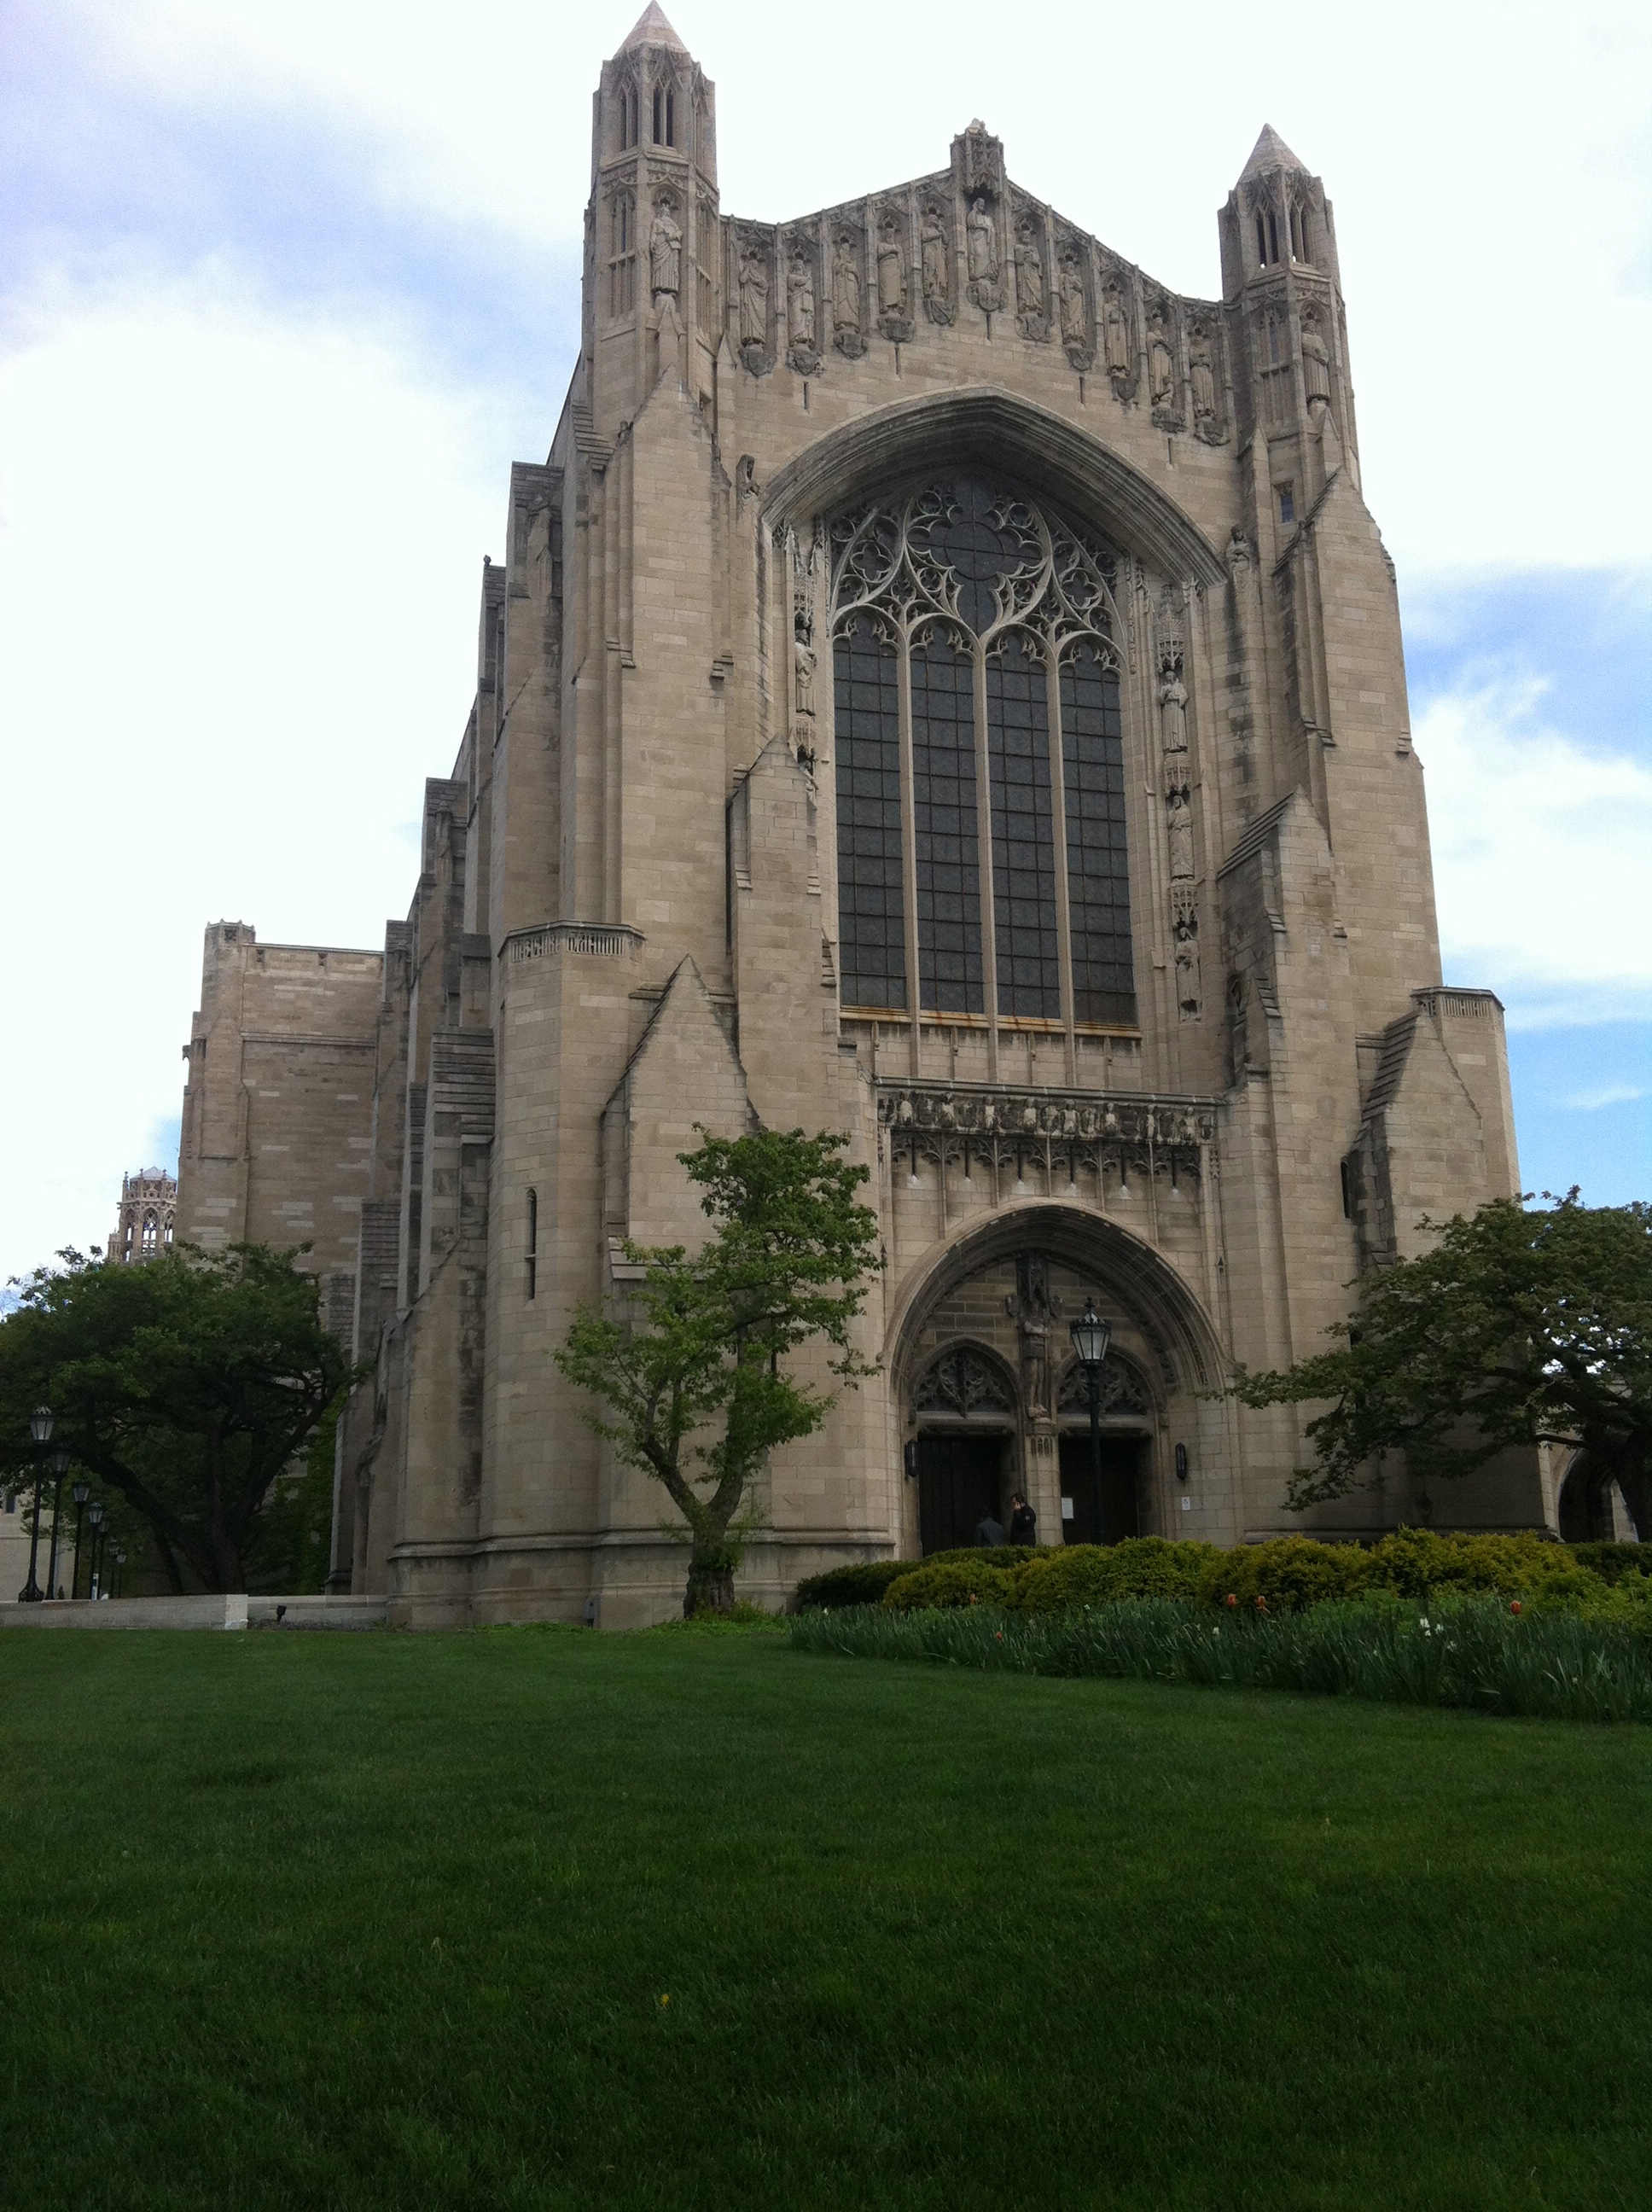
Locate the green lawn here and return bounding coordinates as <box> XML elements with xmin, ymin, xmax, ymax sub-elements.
<box><xmin>2</xmin><ymin>1628</ymin><xmax>1648</xmax><ymax>2210</ymax></box>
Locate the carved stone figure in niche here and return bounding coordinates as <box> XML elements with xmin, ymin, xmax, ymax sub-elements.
<box><xmin>1006</xmin><ymin>1252</ymin><xmax>1059</xmax><ymax>1419</ymax></box>
<box><xmin>1012</xmin><ymin>215</ymin><xmax>1045</xmax><ymax>331</ymax></box>
<box><xmin>1159</xmin><ymin>655</ymin><xmax>1189</xmax><ymax>755</ymax></box>
<box><xmin>1172</xmin><ymin>894</ymin><xmax>1201</xmax><ymax>1020</ymax></box>
<box><xmin>1102</xmin><ymin>281</ymin><xmax>1131</xmax><ymax>387</ymax></box>
<box><xmin>1301</xmin><ymin>306</ymin><xmax>1332</xmax><ymax>405</ymax></box>
<box><xmin>1147</xmin><ymin>305</ymin><xmax>1175</xmax><ymax>408</ymax></box>
<box><xmin>876</xmin><ymin>215</ymin><xmax>905</xmax><ymax>320</ymax></box>
<box><xmin>1057</xmin><ymin>247</ymin><xmax>1088</xmax><ymax>359</ymax></box>
<box><xmin>831</xmin><ymin>230</ymin><xmax>864</xmax><ymax>355</ymax></box>
<box><xmin>649</xmin><ymin>197</ymin><xmax>682</xmax><ymax>300</ymax></box>
<box><xmin>921</xmin><ymin>200</ymin><xmax>953</xmax><ymax>323</ymax></box>
<box><xmin>737</xmin><ymin>241</ymin><xmax>770</xmax><ymax>352</ymax></box>
<box><xmin>1189</xmin><ymin>321</ymin><xmax>1217</xmax><ymax>422</ymax></box>
<box><xmin>1166</xmin><ymin>779</ymin><xmax>1195</xmax><ymax>881</ymax></box>
<box><xmin>966</xmin><ymin>195</ymin><xmax>1000</xmax><ymax>309</ymax></box>
<box><xmin>794</xmin><ymin>637</ymin><xmax>816</xmax><ymax>719</ymax></box>
<box><xmin>786</xmin><ymin>247</ymin><xmax>819</xmax><ymax>370</ymax></box>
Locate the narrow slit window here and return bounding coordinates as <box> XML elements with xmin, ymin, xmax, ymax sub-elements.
<box><xmin>1061</xmin><ymin>643</ymin><xmax>1134</xmax><ymax>1027</ymax></box>
<box><xmin>526</xmin><ymin>1189</ymin><xmax>538</xmax><ymax>1301</ymax></box>
<box><xmin>1254</xmin><ymin>211</ymin><xmax>1267</xmax><ymax>266</ymax></box>
<box><xmin>1278</xmin><ymin>486</ymin><xmax>1295</xmax><ymax>525</ymax></box>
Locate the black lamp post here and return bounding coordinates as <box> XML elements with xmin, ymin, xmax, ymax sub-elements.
<box><xmin>44</xmin><ymin>1445</ymin><xmax>71</xmax><ymax>1599</ymax></box>
<box><xmin>69</xmin><ymin>1481</ymin><xmax>90</xmax><ymax>1600</ymax></box>
<box><xmin>86</xmin><ymin>1501</ymin><xmax>106</xmax><ymax>1600</ymax></box>
<box><xmin>1067</xmin><ymin>1301</ymin><xmax>1113</xmax><ymax>1546</ymax></box>
<box><xmin>18</xmin><ymin>1404</ymin><xmax>54</xmax><ymax>1603</ymax></box>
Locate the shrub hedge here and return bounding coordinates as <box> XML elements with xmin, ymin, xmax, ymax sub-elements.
<box><xmin>794</xmin><ymin>1529</ymin><xmax>1652</xmax><ymax>1623</ymax></box>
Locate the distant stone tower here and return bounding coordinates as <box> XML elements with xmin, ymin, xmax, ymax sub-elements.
<box><xmin>108</xmin><ymin>1169</ymin><xmax>177</xmax><ymax>1265</ymax></box>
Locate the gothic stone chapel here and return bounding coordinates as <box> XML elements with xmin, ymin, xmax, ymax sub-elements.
<box><xmin>174</xmin><ymin>4</ymin><xmax>1539</xmax><ymax>1626</ymax></box>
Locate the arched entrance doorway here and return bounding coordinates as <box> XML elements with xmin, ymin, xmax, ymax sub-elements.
<box><xmin>1557</xmin><ymin>1453</ymin><xmax>1621</xmax><ymax>1543</ymax></box>
<box><xmin>1054</xmin><ymin>1353</ymin><xmax>1155</xmax><ymax>1545</ymax></box>
<box><xmin>909</xmin><ymin>1343</ymin><xmax>1018</xmax><ymax>1554</ymax></box>
<box><xmin>887</xmin><ymin>1204</ymin><xmax>1230</xmax><ymax>1557</ymax></box>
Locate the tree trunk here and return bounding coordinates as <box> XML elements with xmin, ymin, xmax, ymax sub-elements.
<box><xmin>684</xmin><ymin>1543</ymin><xmax>739</xmax><ymax>1618</ymax></box>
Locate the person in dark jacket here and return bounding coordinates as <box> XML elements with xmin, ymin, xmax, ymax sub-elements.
<box><xmin>1008</xmin><ymin>1492</ymin><xmax>1037</xmax><ymax>1546</ymax></box>
<box><xmin>973</xmin><ymin>1511</ymin><xmax>1006</xmax><ymax>1547</ymax></box>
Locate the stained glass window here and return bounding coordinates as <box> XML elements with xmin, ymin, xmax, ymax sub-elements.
<box><xmin>832</xmin><ymin>614</ymin><xmax>905</xmax><ymax>1009</ymax></box>
<box><xmin>829</xmin><ymin>476</ymin><xmax>1137</xmax><ymax>1031</ymax></box>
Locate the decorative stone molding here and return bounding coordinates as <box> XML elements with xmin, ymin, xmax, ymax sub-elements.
<box><xmin>505</xmin><ymin>923</ymin><xmax>645</xmax><ymax>963</ymax></box>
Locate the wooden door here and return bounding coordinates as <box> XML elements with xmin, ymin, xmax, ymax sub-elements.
<box><xmin>916</xmin><ymin>1433</ymin><xmax>1006</xmax><ymax>1555</ymax></box>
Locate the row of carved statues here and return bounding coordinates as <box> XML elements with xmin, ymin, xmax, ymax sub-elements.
<box><xmin>877</xmin><ymin>1088</ymin><xmax>1215</xmax><ymax>1150</ymax></box>
<box><xmin>620</xmin><ymin>179</ymin><xmax>1229</xmax><ymax>436</ymax></box>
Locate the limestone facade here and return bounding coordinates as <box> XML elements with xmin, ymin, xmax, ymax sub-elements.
<box><xmin>174</xmin><ymin>6</ymin><xmax>1544</xmax><ymax>1624</ymax></box>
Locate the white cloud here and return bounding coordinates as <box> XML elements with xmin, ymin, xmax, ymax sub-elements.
<box><xmin>1564</xmin><ymin>1083</ymin><xmax>1648</xmax><ymax>1111</ymax></box>
<box><xmin>0</xmin><ymin>268</ymin><xmax>512</xmax><ymax>1282</ymax></box>
<box><xmin>1416</xmin><ymin>678</ymin><xmax>1652</xmax><ymax>1028</ymax></box>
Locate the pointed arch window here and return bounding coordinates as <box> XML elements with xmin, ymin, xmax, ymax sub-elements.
<box><xmin>607</xmin><ymin>189</ymin><xmax>637</xmax><ymax>317</ymax></box>
<box><xmin>652</xmin><ymin>82</ymin><xmax>677</xmax><ymax>147</ymax></box>
<box><xmin>829</xmin><ymin>475</ymin><xmax>1136</xmax><ymax>1031</ymax></box>
<box><xmin>141</xmin><ymin>1211</ymin><xmax>159</xmax><ymax>1256</ymax></box>
<box><xmin>617</xmin><ymin>83</ymin><xmax>638</xmax><ymax>150</ymax></box>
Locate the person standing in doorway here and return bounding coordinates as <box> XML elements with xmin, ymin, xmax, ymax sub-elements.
<box><xmin>974</xmin><ymin>1509</ymin><xmax>1006</xmax><ymax>1548</ymax></box>
<box><xmin>1009</xmin><ymin>1492</ymin><xmax>1037</xmax><ymax>1547</ymax></box>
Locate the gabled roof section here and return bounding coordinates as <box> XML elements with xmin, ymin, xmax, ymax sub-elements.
<box><xmin>1239</xmin><ymin>123</ymin><xmax>1306</xmax><ymax>178</ymax></box>
<box><xmin>620</xmin><ymin>2</ymin><xmax>687</xmax><ymax>51</ymax></box>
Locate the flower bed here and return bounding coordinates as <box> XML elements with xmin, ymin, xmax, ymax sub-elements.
<box><xmin>790</xmin><ymin>1594</ymin><xmax>1652</xmax><ymax>1724</ymax></box>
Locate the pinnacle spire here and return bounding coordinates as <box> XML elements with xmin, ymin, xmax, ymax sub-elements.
<box><xmin>620</xmin><ymin>1</ymin><xmax>687</xmax><ymax>51</ymax></box>
<box><xmin>1239</xmin><ymin>123</ymin><xmax>1306</xmax><ymax>179</ymax></box>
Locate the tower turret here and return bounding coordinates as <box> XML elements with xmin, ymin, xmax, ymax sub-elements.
<box><xmin>588</xmin><ymin>3</ymin><xmax>720</xmax><ymax>435</ymax></box>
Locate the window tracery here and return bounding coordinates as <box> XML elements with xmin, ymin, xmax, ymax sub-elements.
<box><xmin>829</xmin><ymin>474</ymin><xmax>1134</xmax><ymax>1028</ymax></box>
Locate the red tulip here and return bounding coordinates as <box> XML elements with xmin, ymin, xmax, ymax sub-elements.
<box><xmin>1509</xmin><ymin>1599</ymin><xmax>1522</xmax><ymax>1615</ymax></box>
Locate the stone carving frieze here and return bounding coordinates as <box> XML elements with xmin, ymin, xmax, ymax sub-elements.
<box><xmin>876</xmin><ymin>1084</ymin><xmax>1214</xmax><ymax>1196</ymax></box>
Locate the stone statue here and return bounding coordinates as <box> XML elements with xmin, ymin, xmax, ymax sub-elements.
<box><xmin>877</xmin><ymin>216</ymin><xmax>905</xmax><ymax>317</ymax></box>
<box><xmin>1189</xmin><ymin>323</ymin><xmax>1217</xmax><ymax>422</ymax></box>
<box><xmin>1159</xmin><ymin>670</ymin><xmax>1189</xmax><ymax>754</ymax></box>
<box><xmin>649</xmin><ymin>200</ymin><xmax>682</xmax><ymax>300</ymax></box>
<box><xmin>738</xmin><ymin>242</ymin><xmax>769</xmax><ymax>349</ymax></box>
<box><xmin>1103</xmin><ymin>282</ymin><xmax>1130</xmax><ymax>378</ymax></box>
<box><xmin>832</xmin><ymin>231</ymin><xmax>862</xmax><ymax>341</ymax></box>
<box><xmin>1166</xmin><ymin>781</ymin><xmax>1195</xmax><ymax>880</ymax></box>
<box><xmin>1057</xmin><ymin>249</ymin><xmax>1086</xmax><ymax>347</ymax></box>
<box><xmin>1013</xmin><ymin>217</ymin><xmax>1044</xmax><ymax>322</ymax></box>
<box><xmin>1006</xmin><ymin>1252</ymin><xmax>1056</xmax><ymax>1418</ymax></box>
<box><xmin>966</xmin><ymin>196</ymin><xmax>998</xmax><ymax>288</ymax></box>
<box><xmin>1173</xmin><ymin>906</ymin><xmax>1200</xmax><ymax>1016</ymax></box>
<box><xmin>787</xmin><ymin>251</ymin><xmax>815</xmax><ymax>349</ymax></box>
<box><xmin>1301</xmin><ymin>309</ymin><xmax>1331</xmax><ymax>404</ymax></box>
<box><xmin>921</xmin><ymin>201</ymin><xmax>951</xmax><ymax>319</ymax></box>
<box><xmin>794</xmin><ymin>638</ymin><xmax>816</xmax><ymax>719</ymax></box>
<box><xmin>1148</xmin><ymin>306</ymin><xmax>1175</xmax><ymax>406</ymax></box>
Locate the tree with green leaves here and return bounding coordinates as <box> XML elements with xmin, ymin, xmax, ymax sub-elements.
<box><xmin>0</xmin><ymin>1244</ymin><xmax>358</xmax><ymax>1592</ymax></box>
<box><xmin>556</xmin><ymin>1127</ymin><xmax>882</xmax><ymax>1616</ymax></box>
<box><xmin>1232</xmin><ymin>1192</ymin><xmax>1652</xmax><ymax>1534</ymax></box>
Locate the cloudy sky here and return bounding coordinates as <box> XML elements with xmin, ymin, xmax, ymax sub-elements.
<box><xmin>2</xmin><ymin>0</ymin><xmax>1648</xmax><ymax>1286</ymax></box>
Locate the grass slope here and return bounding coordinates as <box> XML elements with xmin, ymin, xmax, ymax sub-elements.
<box><xmin>2</xmin><ymin>1629</ymin><xmax>1648</xmax><ymax>2210</ymax></box>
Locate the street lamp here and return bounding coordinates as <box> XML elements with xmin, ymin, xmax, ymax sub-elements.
<box><xmin>86</xmin><ymin>1501</ymin><xmax>106</xmax><ymax>1601</ymax></box>
<box><xmin>18</xmin><ymin>1405</ymin><xmax>54</xmax><ymax>1603</ymax></box>
<box><xmin>69</xmin><ymin>1481</ymin><xmax>90</xmax><ymax>1601</ymax></box>
<box><xmin>1067</xmin><ymin>1301</ymin><xmax>1113</xmax><ymax>1548</ymax></box>
<box><xmin>44</xmin><ymin>1445</ymin><xmax>71</xmax><ymax>1599</ymax></box>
